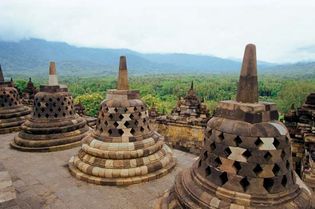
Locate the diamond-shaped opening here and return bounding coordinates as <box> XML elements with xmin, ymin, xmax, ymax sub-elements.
<box><xmin>63</xmin><ymin>112</ymin><xmax>66</xmax><ymax>117</ymax></box>
<box><xmin>130</xmin><ymin>128</ymin><xmax>135</xmax><ymax>134</ymax></box>
<box><xmin>135</xmin><ymin>120</ymin><xmax>139</xmax><ymax>125</ymax></box>
<box><xmin>281</xmin><ymin>175</ymin><xmax>287</xmax><ymax>187</ymax></box>
<box><xmin>219</xmin><ymin>172</ymin><xmax>228</xmax><ymax>185</ymax></box>
<box><xmin>109</xmin><ymin>114</ymin><xmax>114</xmax><ymax>119</ymax></box>
<box><xmin>281</xmin><ymin>150</ymin><xmax>286</xmax><ymax>160</ymax></box>
<box><xmin>218</xmin><ymin>132</ymin><xmax>224</xmax><ymax>141</ymax></box>
<box><xmin>240</xmin><ymin>177</ymin><xmax>250</xmax><ymax>192</ymax></box>
<box><xmin>273</xmin><ymin>138</ymin><xmax>280</xmax><ymax>148</ymax></box>
<box><xmin>130</xmin><ymin>114</ymin><xmax>134</xmax><ymax>119</ymax></box>
<box><xmin>124</xmin><ymin>107</ymin><xmax>128</xmax><ymax>112</ymax></box>
<box><xmin>54</xmin><ymin>113</ymin><xmax>58</xmax><ymax>118</ymax></box>
<box><xmin>272</xmin><ymin>164</ymin><xmax>281</xmax><ymax>175</ymax></box>
<box><xmin>114</xmin><ymin>107</ymin><xmax>118</xmax><ymax>112</ymax></box>
<box><xmin>214</xmin><ymin>157</ymin><xmax>222</xmax><ymax>167</ymax></box>
<box><xmin>138</xmin><ymin>112</ymin><xmax>142</xmax><ymax>117</ymax></box>
<box><xmin>233</xmin><ymin>161</ymin><xmax>242</xmax><ymax>173</ymax></box>
<box><xmin>234</xmin><ymin>136</ymin><xmax>242</xmax><ymax>146</ymax></box>
<box><xmin>140</xmin><ymin>127</ymin><xmax>145</xmax><ymax>132</ymax></box>
<box><xmin>286</xmin><ymin>160</ymin><xmax>290</xmax><ymax>169</ymax></box>
<box><xmin>242</xmin><ymin>150</ymin><xmax>252</xmax><ymax>159</ymax></box>
<box><xmin>210</xmin><ymin>142</ymin><xmax>216</xmax><ymax>151</ymax></box>
<box><xmin>124</xmin><ymin>121</ymin><xmax>129</xmax><ymax>127</ymax></box>
<box><xmin>108</xmin><ymin>129</ymin><xmax>112</xmax><ymax>135</ymax></box>
<box><xmin>143</xmin><ymin>118</ymin><xmax>147</xmax><ymax>123</ymax></box>
<box><xmin>118</xmin><ymin>129</ymin><xmax>124</xmax><ymax>136</ymax></box>
<box><xmin>263</xmin><ymin>178</ymin><xmax>274</xmax><ymax>192</ymax></box>
<box><xmin>255</xmin><ymin>137</ymin><xmax>263</xmax><ymax>147</ymax></box>
<box><xmin>45</xmin><ymin>114</ymin><xmax>49</xmax><ymax>118</ymax></box>
<box><xmin>104</xmin><ymin>121</ymin><xmax>108</xmax><ymax>126</ymax></box>
<box><xmin>119</xmin><ymin>114</ymin><xmax>124</xmax><ymax>120</ymax></box>
<box><xmin>203</xmin><ymin>151</ymin><xmax>208</xmax><ymax>160</ymax></box>
<box><xmin>224</xmin><ymin>147</ymin><xmax>232</xmax><ymax>157</ymax></box>
<box><xmin>264</xmin><ymin>151</ymin><xmax>272</xmax><ymax>161</ymax></box>
<box><xmin>205</xmin><ymin>166</ymin><xmax>211</xmax><ymax>176</ymax></box>
<box><xmin>41</xmin><ymin>108</ymin><xmax>45</xmax><ymax>112</ymax></box>
<box><xmin>134</xmin><ymin>107</ymin><xmax>137</xmax><ymax>111</ymax></box>
<box><xmin>37</xmin><ymin>113</ymin><xmax>41</xmax><ymax>118</ymax></box>
<box><xmin>100</xmin><ymin>127</ymin><xmax>103</xmax><ymax>132</ymax></box>
<box><xmin>113</xmin><ymin>122</ymin><xmax>119</xmax><ymax>128</ymax></box>
<box><xmin>253</xmin><ymin>164</ymin><xmax>263</xmax><ymax>175</ymax></box>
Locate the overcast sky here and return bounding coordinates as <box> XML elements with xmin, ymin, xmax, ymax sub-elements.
<box><xmin>0</xmin><ymin>0</ymin><xmax>315</xmax><ymax>63</ymax></box>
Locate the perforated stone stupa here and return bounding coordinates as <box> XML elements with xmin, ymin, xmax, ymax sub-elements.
<box><xmin>156</xmin><ymin>44</ymin><xmax>312</xmax><ymax>209</ymax></box>
<box><xmin>169</xmin><ymin>81</ymin><xmax>209</xmax><ymax>125</ymax></box>
<box><xmin>22</xmin><ymin>77</ymin><xmax>38</xmax><ymax>106</ymax></box>
<box><xmin>68</xmin><ymin>56</ymin><xmax>175</xmax><ymax>185</ymax></box>
<box><xmin>0</xmin><ymin>65</ymin><xmax>31</xmax><ymax>134</ymax></box>
<box><xmin>11</xmin><ymin>62</ymin><xmax>90</xmax><ymax>152</ymax></box>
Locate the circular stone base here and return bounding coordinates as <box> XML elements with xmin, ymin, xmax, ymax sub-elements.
<box><xmin>155</xmin><ymin>169</ymin><xmax>312</xmax><ymax>209</ymax></box>
<box><xmin>10</xmin><ymin>140</ymin><xmax>81</xmax><ymax>152</ymax></box>
<box><xmin>68</xmin><ymin>156</ymin><xmax>176</xmax><ymax>186</ymax></box>
<box><xmin>0</xmin><ymin>126</ymin><xmax>21</xmax><ymax>134</ymax></box>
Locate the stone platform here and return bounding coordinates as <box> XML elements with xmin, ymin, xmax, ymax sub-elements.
<box><xmin>0</xmin><ymin>133</ymin><xmax>196</xmax><ymax>209</ymax></box>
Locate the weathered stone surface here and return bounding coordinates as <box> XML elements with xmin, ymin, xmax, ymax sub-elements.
<box><xmin>284</xmin><ymin>92</ymin><xmax>315</xmax><ymax>190</ymax></box>
<box><xmin>156</xmin><ymin>44</ymin><xmax>312</xmax><ymax>209</ymax></box>
<box><xmin>0</xmin><ymin>133</ymin><xmax>195</xmax><ymax>209</ymax></box>
<box><xmin>0</xmin><ymin>66</ymin><xmax>31</xmax><ymax>134</ymax></box>
<box><xmin>11</xmin><ymin>62</ymin><xmax>89</xmax><ymax>152</ymax></box>
<box><xmin>117</xmin><ymin>56</ymin><xmax>129</xmax><ymax>91</ymax></box>
<box><xmin>152</xmin><ymin>81</ymin><xmax>211</xmax><ymax>155</ymax></box>
<box><xmin>69</xmin><ymin>56</ymin><xmax>175</xmax><ymax>186</ymax></box>
<box><xmin>236</xmin><ymin>44</ymin><xmax>258</xmax><ymax>103</ymax></box>
<box><xmin>151</xmin><ymin>122</ymin><xmax>204</xmax><ymax>155</ymax></box>
<box><xmin>0</xmin><ymin>162</ymin><xmax>19</xmax><ymax>209</ymax></box>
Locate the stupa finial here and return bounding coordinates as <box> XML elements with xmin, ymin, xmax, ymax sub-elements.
<box><xmin>117</xmin><ymin>56</ymin><xmax>129</xmax><ymax>90</ymax></box>
<box><xmin>236</xmin><ymin>43</ymin><xmax>258</xmax><ymax>103</ymax></box>
<box><xmin>48</xmin><ymin>61</ymin><xmax>58</xmax><ymax>86</ymax></box>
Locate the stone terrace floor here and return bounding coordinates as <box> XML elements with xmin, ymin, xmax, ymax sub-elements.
<box><xmin>0</xmin><ymin>133</ymin><xmax>198</xmax><ymax>209</ymax></box>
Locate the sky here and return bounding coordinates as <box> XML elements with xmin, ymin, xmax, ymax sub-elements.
<box><xmin>0</xmin><ymin>0</ymin><xmax>315</xmax><ymax>63</ymax></box>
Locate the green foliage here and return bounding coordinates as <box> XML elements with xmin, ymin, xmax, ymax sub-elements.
<box><xmin>275</xmin><ymin>81</ymin><xmax>315</xmax><ymax>113</ymax></box>
<box><xmin>74</xmin><ymin>93</ymin><xmax>105</xmax><ymax>116</ymax></box>
<box><xmin>13</xmin><ymin>73</ymin><xmax>315</xmax><ymax>117</ymax></box>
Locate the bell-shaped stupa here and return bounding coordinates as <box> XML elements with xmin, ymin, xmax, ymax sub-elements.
<box><xmin>0</xmin><ymin>65</ymin><xmax>31</xmax><ymax>134</ymax></box>
<box><xmin>68</xmin><ymin>56</ymin><xmax>175</xmax><ymax>185</ymax></box>
<box><xmin>11</xmin><ymin>62</ymin><xmax>90</xmax><ymax>152</ymax></box>
<box><xmin>156</xmin><ymin>44</ymin><xmax>312</xmax><ymax>209</ymax></box>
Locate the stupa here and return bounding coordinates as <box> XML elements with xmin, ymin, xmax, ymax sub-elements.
<box><xmin>11</xmin><ymin>62</ymin><xmax>90</xmax><ymax>152</ymax></box>
<box><xmin>68</xmin><ymin>56</ymin><xmax>175</xmax><ymax>185</ymax></box>
<box><xmin>22</xmin><ymin>77</ymin><xmax>38</xmax><ymax>106</ymax></box>
<box><xmin>170</xmin><ymin>81</ymin><xmax>209</xmax><ymax>124</ymax></box>
<box><xmin>0</xmin><ymin>65</ymin><xmax>31</xmax><ymax>134</ymax></box>
<box><xmin>153</xmin><ymin>82</ymin><xmax>210</xmax><ymax>155</ymax></box>
<box><xmin>156</xmin><ymin>44</ymin><xmax>312</xmax><ymax>209</ymax></box>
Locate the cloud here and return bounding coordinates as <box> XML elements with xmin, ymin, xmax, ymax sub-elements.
<box><xmin>0</xmin><ymin>0</ymin><xmax>315</xmax><ymax>63</ymax></box>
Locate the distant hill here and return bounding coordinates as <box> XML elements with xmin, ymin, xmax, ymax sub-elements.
<box><xmin>0</xmin><ymin>38</ymin><xmax>313</xmax><ymax>78</ymax></box>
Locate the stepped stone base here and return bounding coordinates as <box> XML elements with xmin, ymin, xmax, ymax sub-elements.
<box><xmin>155</xmin><ymin>168</ymin><xmax>313</xmax><ymax>209</ymax></box>
<box><xmin>11</xmin><ymin>115</ymin><xmax>90</xmax><ymax>152</ymax></box>
<box><xmin>0</xmin><ymin>106</ymin><xmax>31</xmax><ymax>134</ymax></box>
<box><xmin>68</xmin><ymin>144</ymin><xmax>176</xmax><ymax>186</ymax></box>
